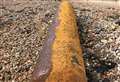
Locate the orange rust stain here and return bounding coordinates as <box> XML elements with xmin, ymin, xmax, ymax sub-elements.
<box><xmin>46</xmin><ymin>1</ymin><xmax>87</xmax><ymax>82</ymax></box>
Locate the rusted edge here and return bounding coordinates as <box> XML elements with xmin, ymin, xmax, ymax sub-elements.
<box><xmin>31</xmin><ymin>2</ymin><xmax>60</xmax><ymax>82</ymax></box>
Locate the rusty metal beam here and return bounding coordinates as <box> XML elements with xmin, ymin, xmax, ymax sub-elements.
<box><xmin>32</xmin><ymin>0</ymin><xmax>87</xmax><ymax>82</ymax></box>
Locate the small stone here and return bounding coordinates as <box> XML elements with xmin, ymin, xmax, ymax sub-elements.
<box><xmin>111</xmin><ymin>25</ymin><xmax>116</xmax><ymax>30</ymax></box>
<box><xmin>117</xmin><ymin>64</ymin><xmax>120</xmax><ymax>71</ymax></box>
<box><xmin>114</xmin><ymin>80</ymin><xmax>118</xmax><ymax>82</ymax></box>
<box><xmin>115</xmin><ymin>19</ymin><xmax>120</xmax><ymax>26</ymax></box>
<box><xmin>101</xmin><ymin>39</ymin><xmax>107</xmax><ymax>43</ymax></box>
<box><xmin>12</xmin><ymin>80</ymin><xmax>15</xmax><ymax>82</ymax></box>
<box><xmin>108</xmin><ymin>38</ymin><xmax>113</xmax><ymax>42</ymax></box>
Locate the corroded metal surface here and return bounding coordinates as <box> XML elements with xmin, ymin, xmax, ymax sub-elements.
<box><xmin>32</xmin><ymin>0</ymin><xmax>87</xmax><ymax>82</ymax></box>
<box><xmin>32</xmin><ymin>13</ymin><xmax>56</xmax><ymax>82</ymax></box>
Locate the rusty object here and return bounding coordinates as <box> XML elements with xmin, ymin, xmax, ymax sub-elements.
<box><xmin>32</xmin><ymin>0</ymin><xmax>87</xmax><ymax>82</ymax></box>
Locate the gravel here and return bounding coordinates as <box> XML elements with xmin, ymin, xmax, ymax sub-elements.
<box><xmin>0</xmin><ymin>0</ymin><xmax>59</xmax><ymax>82</ymax></box>
<box><xmin>74</xmin><ymin>1</ymin><xmax>120</xmax><ymax>82</ymax></box>
<box><xmin>0</xmin><ymin>0</ymin><xmax>120</xmax><ymax>82</ymax></box>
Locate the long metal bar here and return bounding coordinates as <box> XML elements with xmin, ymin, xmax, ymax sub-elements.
<box><xmin>32</xmin><ymin>0</ymin><xmax>87</xmax><ymax>82</ymax></box>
